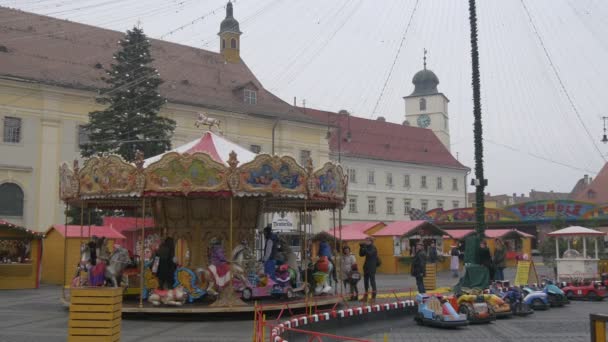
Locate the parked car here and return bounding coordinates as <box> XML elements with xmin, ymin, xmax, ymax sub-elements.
<box><xmin>414</xmin><ymin>294</ymin><xmax>469</xmax><ymax>328</ymax></box>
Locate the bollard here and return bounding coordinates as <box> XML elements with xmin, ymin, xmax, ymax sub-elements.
<box><xmin>590</xmin><ymin>314</ymin><xmax>607</xmax><ymax>342</ymax></box>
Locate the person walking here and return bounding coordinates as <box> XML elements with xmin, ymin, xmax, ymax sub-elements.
<box><xmin>493</xmin><ymin>239</ymin><xmax>506</xmax><ymax>281</ymax></box>
<box><xmin>359</xmin><ymin>237</ymin><xmax>378</xmax><ymax>302</ymax></box>
<box><xmin>478</xmin><ymin>240</ymin><xmax>494</xmax><ymax>281</ymax></box>
<box><xmin>411</xmin><ymin>243</ymin><xmax>426</xmax><ymax>293</ymax></box>
<box><xmin>340</xmin><ymin>245</ymin><xmax>358</xmax><ymax>300</ymax></box>
<box><xmin>450</xmin><ymin>243</ymin><xmax>460</xmax><ymax>278</ymax></box>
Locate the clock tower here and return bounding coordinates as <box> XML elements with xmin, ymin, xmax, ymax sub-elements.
<box><xmin>404</xmin><ymin>51</ymin><xmax>451</xmax><ymax>151</ymax></box>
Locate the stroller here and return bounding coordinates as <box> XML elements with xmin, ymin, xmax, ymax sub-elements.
<box><xmin>346</xmin><ymin>264</ymin><xmax>361</xmax><ymax>300</ymax></box>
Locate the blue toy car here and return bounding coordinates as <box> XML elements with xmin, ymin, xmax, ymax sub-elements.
<box><xmin>501</xmin><ymin>287</ymin><xmax>534</xmax><ymax>316</ymax></box>
<box><xmin>521</xmin><ymin>288</ymin><xmax>550</xmax><ymax>310</ymax></box>
<box><xmin>414</xmin><ymin>294</ymin><xmax>469</xmax><ymax>328</ymax></box>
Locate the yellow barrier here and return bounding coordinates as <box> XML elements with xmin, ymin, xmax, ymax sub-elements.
<box><xmin>68</xmin><ymin>287</ymin><xmax>122</xmax><ymax>342</ymax></box>
<box><xmin>590</xmin><ymin>314</ymin><xmax>607</xmax><ymax>342</ymax></box>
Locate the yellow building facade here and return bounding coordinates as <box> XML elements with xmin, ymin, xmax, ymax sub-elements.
<box><xmin>0</xmin><ymin>5</ymin><xmax>330</xmax><ymax>232</ymax></box>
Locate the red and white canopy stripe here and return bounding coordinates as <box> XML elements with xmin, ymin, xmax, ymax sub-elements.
<box><xmin>144</xmin><ymin>132</ymin><xmax>257</xmax><ymax>167</ymax></box>
<box><xmin>547</xmin><ymin>226</ymin><xmax>606</xmax><ymax>237</ymax></box>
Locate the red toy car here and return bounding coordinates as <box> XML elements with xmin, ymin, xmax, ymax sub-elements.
<box><xmin>561</xmin><ymin>281</ymin><xmax>607</xmax><ymax>301</ymax></box>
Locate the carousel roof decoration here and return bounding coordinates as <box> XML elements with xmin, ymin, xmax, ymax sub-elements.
<box><xmin>0</xmin><ymin>220</ymin><xmax>44</xmax><ymax>239</ymax></box>
<box><xmin>58</xmin><ymin>116</ymin><xmax>347</xmax><ymax>211</ymax></box>
<box><xmin>548</xmin><ymin>226</ymin><xmax>607</xmax><ymax>237</ymax></box>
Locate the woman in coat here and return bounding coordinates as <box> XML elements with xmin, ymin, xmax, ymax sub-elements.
<box><xmin>450</xmin><ymin>244</ymin><xmax>460</xmax><ymax>278</ymax></box>
<box><xmin>493</xmin><ymin>239</ymin><xmax>506</xmax><ymax>281</ymax></box>
<box><xmin>340</xmin><ymin>245</ymin><xmax>358</xmax><ymax>300</ymax></box>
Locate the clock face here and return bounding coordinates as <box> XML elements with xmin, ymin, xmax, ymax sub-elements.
<box><xmin>417</xmin><ymin>114</ymin><xmax>431</xmax><ymax>128</ymax></box>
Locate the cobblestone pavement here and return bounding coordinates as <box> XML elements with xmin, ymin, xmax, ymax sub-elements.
<box><xmin>1</xmin><ymin>260</ymin><xmax>605</xmax><ymax>342</ymax></box>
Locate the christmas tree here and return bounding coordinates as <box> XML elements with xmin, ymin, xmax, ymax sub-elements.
<box><xmin>81</xmin><ymin>26</ymin><xmax>175</xmax><ymax>162</ymax></box>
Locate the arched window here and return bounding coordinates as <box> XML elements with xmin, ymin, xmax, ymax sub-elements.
<box><xmin>222</xmin><ymin>39</ymin><xmax>226</xmax><ymax>49</ymax></box>
<box><xmin>0</xmin><ymin>183</ymin><xmax>24</xmax><ymax>217</ymax></box>
<box><xmin>230</xmin><ymin>38</ymin><xmax>237</xmax><ymax>49</ymax></box>
<box><xmin>419</xmin><ymin>98</ymin><xmax>427</xmax><ymax>111</ymax></box>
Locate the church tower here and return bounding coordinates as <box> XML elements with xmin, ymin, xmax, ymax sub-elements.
<box><xmin>218</xmin><ymin>1</ymin><xmax>241</xmax><ymax>63</ymax></box>
<box><xmin>404</xmin><ymin>51</ymin><xmax>451</xmax><ymax>151</ymax></box>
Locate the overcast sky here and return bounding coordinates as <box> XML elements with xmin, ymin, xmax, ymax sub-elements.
<box><xmin>6</xmin><ymin>0</ymin><xmax>608</xmax><ymax>196</ymax></box>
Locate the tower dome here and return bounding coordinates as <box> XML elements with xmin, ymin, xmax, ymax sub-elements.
<box><xmin>219</xmin><ymin>2</ymin><xmax>241</xmax><ymax>34</ymax></box>
<box><xmin>410</xmin><ymin>68</ymin><xmax>439</xmax><ymax>96</ymax></box>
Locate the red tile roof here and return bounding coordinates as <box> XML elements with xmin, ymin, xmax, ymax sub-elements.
<box><xmin>102</xmin><ymin>217</ymin><xmax>155</xmax><ymax>233</ymax></box>
<box><xmin>300</xmin><ymin>107</ymin><xmax>468</xmax><ymax>169</ymax></box>
<box><xmin>327</xmin><ymin>221</ymin><xmax>385</xmax><ymax>241</ymax></box>
<box><xmin>575</xmin><ymin>162</ymin><xmax>608</xmax><ymax>204</ymax></box>
<box><xmin>0</xmin><ymin>7</ymin><xmax>320</xmax><ymax>125</ymax></box>
<box><xmin>48</xmin><ymin>225</ymin><xmax>126</xmax><ymax>239</ymax></box>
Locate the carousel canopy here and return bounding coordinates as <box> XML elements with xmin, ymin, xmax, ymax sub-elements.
<box><xmin>372</xmin><ymin>220</ymin><xmax>450</xmax><ymax>238</ymax></box>
<box><xmin>143</xmin><ymin>131</ymin><xmax>257</xmax><ymax>167</ymax></box>
<box><xmin>547</xmin><ymin>226</ymin><xmax>606</xmax><ymax>237</ymax></box>
<box><xmin>48</xmin><ymin>225</ymin><xmax>126</xmax><ymax>239</ymax></box>
<box><xmin>103</xmin><ymin>217</ymin><xmax>155</xmax><ymax>232</ymax></box>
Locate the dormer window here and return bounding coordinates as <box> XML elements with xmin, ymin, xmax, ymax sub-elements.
<box><xmin>244</xmin><ymin>89</ymin><xmax>257</xmax><ymax>104</ymax></box>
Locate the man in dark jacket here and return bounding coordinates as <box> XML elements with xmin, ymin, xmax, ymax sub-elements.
<box><xmin>359</xmin><ymin>237</ymin><xmax>378</xmax><ymax>301</ymax></box>
<box><xmin>411</xmin><ymin>243</ymin><xmax>426</xmax><ymax>293</ymax></box>
<box><xmin>478</xmin><ymin>240</ymin><xmax>494</xmax><ymax>281</ymax></box>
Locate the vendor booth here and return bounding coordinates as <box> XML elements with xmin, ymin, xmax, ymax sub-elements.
<box><xmin>371</xmin><ymin>220</ymin><xmax>450</xmax><ymax>274</ymax></box>
<box><xmin>548</xmin><ymin>226</ymin><xmax>606</xmax><ymax>281</ymax></box>
<box><xmin>0</xmin><ymin>220</ymin><xmax>43</xmax><ymax>289</ymax></box>
<box><xmin>326</xmin><ymin>221</ymin><xmax>386</xmax><ymax>272</ymax></box>
<box><xmin>42</xmin><ymin>225</ymin><xmax>126</xmax><ymax>285</ymax></box>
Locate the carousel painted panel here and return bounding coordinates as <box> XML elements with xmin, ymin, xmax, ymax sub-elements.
<box><xmin>59</xmin><ymin>161</ymin><xmax>79</xmax><ymax>201</ymax></box>
<box><xmin>78</xmin><ymin>155</ymin><xmax>142</xmax><ymax>198</ymax></box>
<box><xmin>144</xmin><ymin>152</ymin><xmax>229</xmax><ymax>195</ymax></box>
<box><xmin>237</xmin><ymin>155</ymin><xmax>307</xmax><ymax>197</ymax></box>
<box><xmin>311</xmin><ymin>162</ymin><xmax>347</xmax><ymax>201</ymax></box>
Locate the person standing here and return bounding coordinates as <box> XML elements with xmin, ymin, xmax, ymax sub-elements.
<box><xmin>359</xmin><ymin>237</ymin><xmax>378</xmax><ymax>301</ymax></box>
<box><xmin>262</xmin><ymin>225</ymin><xmax>279</xmax><ymax>279</ymax></box>
<box><xmin>493</xmin><ymin>239</ymin><xmax>506</xmax><ymax>281</ymax></box>
<box><xmin>450</xmin><ymin>244</ymin><xmax>460</xmax><ymax>278</ymax></box>
<box><xmin>318</xmin><ymin>237</ymin><xmax>337</xmax><ymax>282</ymax></box>
<box><xmin>340</xmin><ymin>246</ymin><xmax>358</xmax><ymax>301</ymax></box>
<box><xmin>411</xmin><ymin>243</ymin><xmax>427</xmax><ymax>293</ymax></box>
<box><xmin>156</xmin><ymin>237</ymin><xmax>176</xmax><ymax>290</ymax></box>
<box><xmin>478</xmin><ymin>240</ymin><xmax>494</xmax><ymax>281</ymax></box>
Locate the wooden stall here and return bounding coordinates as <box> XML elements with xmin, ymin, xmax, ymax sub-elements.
<box><xmin>371</xmin><ymin>221</ymin><xmax>450</xmax><ymax>275</ymax></box>
<box><xmin>0</xmin><ymin>220</ymin><xmax>44</xmax><ymax>289</ymax></box>
<box><xmin>326</xmin><ymin>221</ymin><xmax>386</xmax><ymax>273</ymax></box>
<box><xmin>42</xmin><ymin>225</ymin><xmax>126</xmax><ymax>285</ymax></box>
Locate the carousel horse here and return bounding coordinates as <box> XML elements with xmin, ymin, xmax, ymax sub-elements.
<box><xmin>103</xmin><ymin>246</ymin><xmax>131</xmax><ymax>287</ymax></box>
<box><xmin>195</xmin><ymin>112</ymin><xmax>222</xmax><ymax>133</ymax></box>
<box><xmin>77</xmin><ymin>241</ymin><xmax>131</xmax><ymax>287</ymax></box>
<box><xmin>274</xmin><ymin>237</ymin><xmax>300</xmax><ymax>287</ymax></box>
<box><xmin>196</xmin><ymin>240</ymin><xmax>247</xmax><ymax>296</ymax></box>
<box><xmin>148</xmin><ymin>286</ymin><xmax>187</xmax><ymax>306</ymax></box>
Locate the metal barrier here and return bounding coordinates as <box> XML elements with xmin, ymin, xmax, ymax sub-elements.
<box><xmin>590</xmin><ymin>314</ymin><xmax>608</xmax><ymax>342</ymax></box>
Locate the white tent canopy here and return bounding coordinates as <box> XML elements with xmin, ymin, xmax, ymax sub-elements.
<box><xmin>547</xmin><ymin>226</ymin><xmax>606</xmax><ymax>237</ymax></box>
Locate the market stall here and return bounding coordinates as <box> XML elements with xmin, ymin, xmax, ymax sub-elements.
<box><xmin>326</xmin><ymin>221</ymin><xmax>386</xmax><ymax>272</ymax></box>
<box><xmin>548</xmin><ymin>226</ymin><xmax>606</xmax><ymax>281</ymax></box>
<box><xmin>0</xmin><ymin>220</ymin><xmax>43</xmax><ymax>289</ymax></box>
<box><xmin>58</xmin><ymin>130</ymin><xmax>348</xmax><ymax>313</ymax></box>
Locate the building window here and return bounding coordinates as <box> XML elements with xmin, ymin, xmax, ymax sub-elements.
<box><xmin>419</xmin><ymin>98</ymin><xmax>427</xmax><ymax>111</ymax></box>
<box><xmin>244</xmin><ymin>89</ymin><xmax>257</xmax><ymax>105</ymax></box>
<box><xmin>386</xmin><ymin>198</ymin><xmax>394</xmax><ymax>215</ymax></box>
<box><xmin>222</xmin><ymin>39</ymin><xmax>226</xmax><ymax>49</ymax></box>
<box><xmin>386</xmin><ymin>173</ymin><xmax>393</xmax><ymax>187</ymax></box>
<box><xmin>230</xmin><ymin>38</ymin><xmax>237</xmax><ymax>49</ymax></box>
<box><xmin>368</xmin><ymin>197</ymin><xmax>376</xmax><ymax>214</ymax></box>
<box><xmin>420</xmin><ymin>199</ymin><xmax>428</xmax><ymax>212</ymax></box>
<box><xmin>404</xmin><ymin>174</ymin><xmax>410</xmax><ymax>187</ymax></box>
<box><xmin>78</xmin><ymin>125</ymin><xmax>90</xmax><ymax>148</ymax></box>
<box><xmin>250</xmin><ymin>144</ymin><xmax>261</xmax><ymax>153</ymax></box>
<box><xmin>0</xmin><ymin>183</ymin><xmax>24</xmax><ymax>217</ymax></box>
<box><xmin>403</xmin><ymin>199</ymin><xmax>411</xmax><ymax>215</ymax></box>
<box><xmin>444</xmin><ymin>118</ymin><xmax>448</xmax><ymax>130</ymax></box>
<box><xmin>348</xmin><ymin>197</ymin><xmax>357</xmax><ymax>213</ymax></box>
<box><xmin>3</xmin><ymin>116</ymin><xmax>21</xmax><ymax>143</ymax></box>
<box><xmin>453</xmin><ymin>200</ymin><xmax>460</xmax><ymax>209</ymax></box>
<box><xmin>437</xmin><ymin>177</ymin><xmax>443</xmax><ymax>190</ymax></box>
<box><xmin>452</xmin><ymin>178</ymin><xmax>458</xmax><ymax>191</ymax></box>
<box><xmin>368</xmin><ymin>171</ymin><xmax>375</xmax><ymax>184</ymax></box>
<box><xmin>437</xmin><ymin>200</ymin><xmax>444</xmax><ymax>209</ymax></box>
<box><xmin>348</xmin><ymin>168</ymin><xmax>356</xmax><ymax>183</ymax></box>
<box><xmin>299</xmin><ymin>150</ymin><xmax>311</xmax><ymax>166</ymax></box>
<box><xmin>420</xmin><ymin>176</ymin><xmax>427</xmax><ymax>188</ymax></box>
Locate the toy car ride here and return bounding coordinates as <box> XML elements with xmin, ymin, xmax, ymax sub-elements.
<box><xmin>414</xmin><ymin>294</ymin><xmax>468</xmax><ymax>328</ymax></box>
<box><xmin>450</xmin><ymin>293</ymin><xmax>495</xmax><ymax>324</ymax></box>
<box><xmin>561</xmin><ymin>281</ymin><xmax>607</xmax><ymax>301</ymax></box>
<box><xmin>501</xmin><ymin>287</ymin><xmax>534</xmax><ymax>316</ymax></box>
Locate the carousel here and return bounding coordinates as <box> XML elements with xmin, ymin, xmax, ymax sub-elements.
<box><xmin>58</xmin><ymin>124</ymin><xmax>348</xmax><ymax>313</ymax></box>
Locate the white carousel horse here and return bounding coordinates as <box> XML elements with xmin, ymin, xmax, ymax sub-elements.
<box><xmin>148</xmin><ymin>286</ymin><xmax>187</xmax><ymax>306</ymax></box>
<box><xmin>195</xmin><ymin>113</ymin><xmax>222</xmax><ymax>133</ymax></box>
<box><xmin>103</xmin><ymin>246</ymin><xmax>131</xmax><ymax>287</ymax></box>
<box><xmin>77</xmin><ymin>241</ymin><xmax>131</xmax><ymax>287</ymax></box>
<box><xmin>195</xmin><ymin>243</ymin><xmax>248</xmax><ymax>296</ymax></box>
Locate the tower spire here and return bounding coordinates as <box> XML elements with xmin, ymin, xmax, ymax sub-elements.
<box><xmin>218</xmin><ymin>1</ymin><xmax>241</xmax><ymax>63</ymax></box>
<box><xmin>423</xmin><ymin>48</ymin><xmax>427</xmax><ymax>70</ymax></box>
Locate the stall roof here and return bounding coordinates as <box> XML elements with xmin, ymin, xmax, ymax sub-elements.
<box><xmin>547</xmin><ymin>226</ymin><xmax>606</xmax><ymax>237</ymax></box>
<box><xmin>47</xmin><ymin>225</ymin><xmax>126</xmax><ymax>239</ymax></box>
<box><xmin>327</xmin><ymin>221</ymin><xmax>385</xmax><ymax>241</ymax></box>
<box><xmin>485</xmin><ymin>229</ymin><xmax>534</xmax><ymax>239</ymax></box>
<box><xmin>103</xmin><ymin>217</ymin><xmax>155</xmax><ymax>233</ymax></box>
<box><xmin>372</xmin><ymin>220</ymin><xmax>449</xmax><ymax>238</ymax></box>
<box><xmin>445</xmin><ymin>229</ymin><xmax>475</xmax><ymax>239</ymax></box>
<box><xmin>0</xmin><ymin>220</ymin><xmax>44</xmax><ymax>238</ymax></box>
